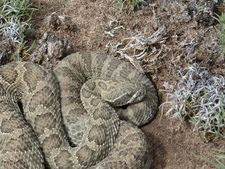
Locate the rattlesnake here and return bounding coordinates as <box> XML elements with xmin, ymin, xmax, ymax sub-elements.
<box><xmin>0</xmin><ymin>51</ymin><xmax>158</xmax><ymax>168</ymax></box>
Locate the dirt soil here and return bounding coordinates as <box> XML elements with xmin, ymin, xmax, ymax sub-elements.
<box><xmin>28</xmin><ymin>0</ymin><xmax>224</xmax><ymax>168</ymax></box>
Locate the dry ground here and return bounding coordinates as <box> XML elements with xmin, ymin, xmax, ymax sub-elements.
<box><xmin>28</xmin><ymin>0</ymin><xmax>225</xmax><ymax>168</ymax></box>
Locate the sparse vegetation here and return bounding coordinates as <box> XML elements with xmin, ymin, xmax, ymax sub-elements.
<box><xmin>115</xmin><ymin>0</ymin><xmax>144</xmax><ymax>11</ymax></box>
<box><xmin>101</xmin><ymin>19</ymin><xmax>125</xmax><ymax>37</ymax></box>
<box><xmin>215</xmin><ymin>12</ymin><xmax>225</xmax><ymax>56</ymax></box>
<box><xmin>161</xmin><ymin>63</ymin><xmax>225</xmax><ymax>140</ymax></box>
<box><xmin>0</xmin><ymin>0</ymin><xmax>35</xmax><ymax>61</ymax></box>
<box><xmin>194</xmin><ymin>149</ymin><xmax>225</xmax><ymax>169</ymax></box>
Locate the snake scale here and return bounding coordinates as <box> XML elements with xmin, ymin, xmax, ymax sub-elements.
<box><xmin>0</xmin><ymin>51</ymin><xmax>158</xmax><ymax>168</ymax></box>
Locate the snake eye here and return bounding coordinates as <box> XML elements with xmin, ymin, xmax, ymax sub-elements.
<box><xmin>17</xmin><ymin>100</ymin><xmax>24</xmax><ymax>114</ymax></box>
<box><xmin>119</xmin><ymin>104</ymin><xmax>129</xmax><ymax>109</ymax></box>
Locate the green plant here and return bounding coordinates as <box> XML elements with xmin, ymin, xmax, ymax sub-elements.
<box><xmin>115</xmin><ymin>0</ymin><xmax>144</xmax><ymax>11</ymax></box>
<box><xmin>161</xmin><ymin>63</ymin><xmax>225</xmax><ymax>140</ymax></box>
<box><xmin>0</xmin><ymin>0</ymin><xmax>35</xmax><ymax>61</ymax></box>
<box><xmin>0</xmin><ymin>0</ymin><xmax>33</xmax><ymax>22</ymax></box>
<box><xmin>193</xmin><ymin>149</ymin><xmax>225</xmax><ymax>169</ymax></box>
<box><xmin>214</xmin><ymin>13</ymin><xmax>225</xmax><ymax>56</ymax></box>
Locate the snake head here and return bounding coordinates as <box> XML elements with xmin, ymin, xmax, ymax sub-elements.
<box><xmin>100</xmin><ymin>77</ymin><xmax>147</xmax><ymax>107</ymax></box>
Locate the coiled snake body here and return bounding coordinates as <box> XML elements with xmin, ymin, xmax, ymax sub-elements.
<box><xmin>0</xmin><ymin>51</ymin><xmax>158</xmax><ymax>168</ymax></box>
